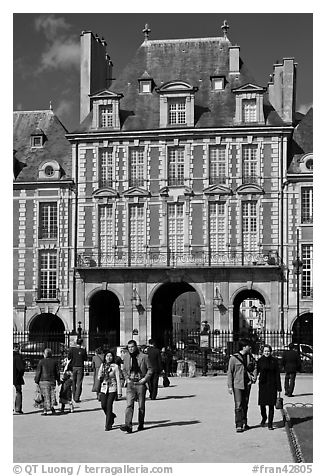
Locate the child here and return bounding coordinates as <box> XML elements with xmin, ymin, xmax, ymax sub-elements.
<box><xmin>59</xmin><ymin>370</ymin><xmax>74</xmax><ymax>413</ymax></box>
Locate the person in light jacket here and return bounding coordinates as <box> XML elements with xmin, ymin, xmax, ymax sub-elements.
<box><xmin>98</xmin><ymin>350</ymin><xmax>122</xmax><ymax>431</ymax></box>
<box><xmin>227</xmin><ymin>339</ymin><xmax>257</xmax><ymax>433</ymax></box>
<box><xmin>120</xmin><ymin>340</ymin><xmax>153</xmax><ymax>433</ymax></box>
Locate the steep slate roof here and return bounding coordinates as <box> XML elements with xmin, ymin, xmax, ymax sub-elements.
<box><xmin>287</xmin><ymin>107</ymin><xmax>313</xmax><ymax>173</ymax></box>
<box><xmin>13</xmin><ymin>110</ymin><xmax>72</xmax><ymax>181</ymax></box>
<box><xmin>75</xmin><ymin>36</ymin><xmax>285</xmax><ymax>132</ymax></box>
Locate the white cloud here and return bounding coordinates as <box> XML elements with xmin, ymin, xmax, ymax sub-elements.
<box><xmin>34</xmin><ymin>14</ymin><xmax>80</xmax><ymax>73</ymax></box>
<box><xmin>54</xmin><ymin>99</ymin><xmax>74</xmax><ymax>118</ymax></box>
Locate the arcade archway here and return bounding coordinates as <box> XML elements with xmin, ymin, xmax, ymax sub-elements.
<box><xmin>292</xmin><ymin>312</ymin><xmax>313</xmax><ymax>345</ymax></box>
<box><xmin>151</xmin><ymin>282</ymin><xmax>201</xmax><ymax>347</ymax></box>
<box><xmin>29</xmin><ymin>313</ymin><xmax>65</xmax><ymax>342</ymax></box>
<box><xmin>232</xmin><ymin>289</ymin><xmax>266</xmax><ymax>335</ymax></box>
<box><xmin>89</xmin><ymin>290</ymin><xmax>120</xmax><ymax>349</ymax></box>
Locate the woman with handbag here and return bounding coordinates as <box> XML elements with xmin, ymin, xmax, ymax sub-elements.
<box><xmin>98</xmin><ymin>350</ymin><xmax>122</xmax><ymax>431</ymax></box>
<box><xmin>91</xmin><ymin>347</ymin><xmax>105</xmax><ymax>401</ymax></box>
<box><xmin>257</xmin><ymin>345</ymin><xmax>282</xmax><ymax>430</ymax></box>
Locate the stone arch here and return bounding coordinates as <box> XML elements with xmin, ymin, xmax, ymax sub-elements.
<box><xmin>86</xmin><ymin>285</ymin><xmax>124</xmax><ymax>308</ymax></box>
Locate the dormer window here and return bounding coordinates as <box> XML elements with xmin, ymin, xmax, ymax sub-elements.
<box><xmin>90</xmin><ymin>90</ymin><xmax>123</xmax><ymax>130</ymax></box>
<box><xmin>211</xmin><ymin>76</ymin><xmax>225</xmax><ymax>91</ymax></box>
<box><xmin>138</xmin><ymin>71</ymin><xmax>154</xmax><ymax>94</ymax></box>
<box><xmin>31</xmin><ymin>135</ymin><xmax>43</xmax><ymax>148</ymax></box>
<box><xmin>38</xmin><ymin>160</ymin><xmax>61</xmax><ymax>180</ymax></box>
<box><xmin>156</xmin><ymin>81</ymin><xmax>198</xmax><ymax>128</ymax></box>
<box><xmin>232</xmin><ymin>83</ymin><xmax>265</xmax><ymax>125</ymax></box>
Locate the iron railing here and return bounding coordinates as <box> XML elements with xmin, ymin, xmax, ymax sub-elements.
<box><xmin>76</xmin><ymin>249</ymin><xmax>280</xmax><ymax>268</ymax></box>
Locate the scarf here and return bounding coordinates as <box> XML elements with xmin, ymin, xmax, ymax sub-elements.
<box><xmin>130</xmin><ymin>350</ymin><xmax>140</xmax><ymax>373</ymax></box>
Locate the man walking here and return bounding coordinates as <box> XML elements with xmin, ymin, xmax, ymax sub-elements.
<box><xmin>282</xmin><ymin>343</ymin><xmax>301</xmax><ymax>397</ymax></box>
<box><xmin>68</xmin><ymin>338</ymin><xmax>87</xmax><ymax>403</ymax></box>
<box><xmin>227</xmin><ymin>339</ymin><xmax>257</xmax><ymax>433</ymax></box>
<box><xmin>147</xmin><ymin>339</ymin><xmax>162</xmax><ymax>400</ymax></box>
<box><xmin>120</xmin><ymin>340</ymin><xmax>153</xmax><ymax>433</ymax></box>
<box><xmin>13</xmin><ymin>343</ymin><xmax>25</xmax><ymax>414</ymax></box>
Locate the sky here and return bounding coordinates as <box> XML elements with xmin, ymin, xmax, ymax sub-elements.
<box><xmin>13</xmin><ymin>12</ymin><xmax>313</xmax><ymax>131</ymax></box>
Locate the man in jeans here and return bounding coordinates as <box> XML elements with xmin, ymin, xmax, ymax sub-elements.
<box><xmin>227</xmin><ymin>339</ymin><xmax>257</xmax><ymax>433</ymax></box>
<box><xmin>68</xmin><ymin>338</ymin><xmax>87</xmax><ymax>403</ymax></box>
<box><xmin>120</xmin><ymin>340</ymin><xmax>153</xmax><ymax>433</ymax></box>
<box><xmin>13</xmin><ymin>343</ymin><xmax>25</xmax><ymax>414</ymax></box>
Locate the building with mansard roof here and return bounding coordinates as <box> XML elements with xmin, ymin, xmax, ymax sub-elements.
<box><xmin>13</xmin><ymin>21</ymin><xmax>312</xmax><ymax>350</ymax></box>
<box><xmin>13</xmin><ymin>109</ymin><xmax>74</xmax><ymax>337</ymax></box>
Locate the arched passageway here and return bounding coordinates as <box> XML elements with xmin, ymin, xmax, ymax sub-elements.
<box><xmin>292</xmin><ymin>313</ymin><xmax>313</xmax><ymax>345</ymax></box>
<box><xmin>29</xmin><ymin>313</ymin><xmax>65</xmax><ymax>342</ymax></box>
<box><xmin>151</xmin><ymin>282</ymin><xmax>201</xmax><ymax>348</ymax></box>
<box><xmin>89</xmin><ymin>290</ymin><xmax>120</xmax><ymax>350</ymax></box>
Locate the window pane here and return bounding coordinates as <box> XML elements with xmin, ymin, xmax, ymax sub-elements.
<box><xmin>39</xmin><ymin>251</ymin><xmax>57</xmax><ymax>299</ymax></box>
<box><xmin>242</xmin><ymin>99</ymin><xmax>257</xmax><ymax>122</ymax></box>
<box><xmin>209</xmin><ymin>202</ymin><xmax>226</xmax><ymax>251</ymax></box>
<box><xmin>302</xmin><ymin>244</ymin><xmax>313</xmax><ymax>297</ymax></box>
<box><xmin>168</xmin><ymin>203</ymin><xmax>184</xmax><ymax>252</ymax></box>
<box><xmin>242</xmin><ymin>145</ymin><xmax>258</xmax><ymax>184</ymax></box>
<box><xmin>168</xmin><ymin>99</ymin><xmax>186</xmax><ymax>124</ymax></box>
<box><xmin>100</xmin><ymin>148</ymin><xmax>113</xmax><ymax>187</ymax></box>
<box><xmin>130</xmin><ymin>205</ymin><xmax>145</xmax><ymax>253</ymax></box>
<box><xmin>168</xmin><ymin>148</ymin><xmax>184</xmax><ymax>185</ymax></box>
<box><xmin>301</xmin><ymin>187</ymin><xmax>313</xmax><ymax>223</ymax></box>
<box><xmin>129</xmin><ymin>148</ymin><xmax>145</xmax><ymax>187</ymax></box>
<box><xmin>100</xmin><ymin>105</ymin><xmax>113</xmax><ymax>127</ymax></box>
<box><xmin>242</xmin><ymin>202</ymin><xmax>258</xmax><ymax>250</ymax></box>
<box><xmin>209</xmin><ymin>146</ymin><xmax>226</xmax><ymax>184</ymax></box>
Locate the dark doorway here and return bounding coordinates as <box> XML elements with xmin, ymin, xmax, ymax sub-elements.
<box><xmin>151</xmin><ymin>282</ymin><xmax>200</xmax><ymax>348</ymax></box>
<box><xmin>89</xmin><ymin>290</ymin><xmax>120</xmax><ymax>350</ymax></box>
<box><xmin>29</xmin><ymin>313</ymin><xmax>65</xmax><ymax>342</ymax></box>
<box><xmin>292</xmin><ymin>313</ymin><xmax>313</xmax><ymax>345</ymax></box>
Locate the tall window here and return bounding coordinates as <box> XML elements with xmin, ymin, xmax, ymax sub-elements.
<box><xmin>100</xmin><ymin>148</ymin><xmax>114</xmax><ymax>188</ymax></box>
<box><xmin>301</xmin><ymin>187</ymin><xmax>313</xmax><ymax>223</ymax></box>
<box><xmin>302</xmin><ymin>245</ymin><xmax>313</xmax><ymax>298</ymax></box>
<box><xmin>129</xmin><ymin>148</ymin><xmax>145</xmax><ymax>187</ymax></box>
<box><xmin>242</xmin><ymin>145</ymin><xmax>258</xmax><ymax>184</ymax></box>
<box><xmin>129</xmin><ymin>205</ymin><xmax>145</xmax><ymax>254</ymax></box>
<box><xmin>209</xmin><ymin>202</ymin><xmax>226</xmax><ymax>251</ymax></box>
<box><xmin>168</xmin><ymin>98</ymin><xmax>186</xmax><ymax>125</ymax></box>
<box><xmin>100</xmin><ymin>105</ymin><xmax>113</xmax><ymax>127</ymax></box>
<box><xmin>99</xmin><ymin>205</ymin><xmax>114</xmax><ymax>263</ymax></box>
<box><xmin>39</xmin><ymin>251</ymin><xmax>57</xmax><ymax>299</ymax></box>
<box><xmin>242</xmin><ymin>99</ymin><xmax>257</xmax><ymax>122</ymax></box>
<box><xmin>168</xmin><ymin>148</ymin><xmax>185</xmax><ymax>186</ymax></box>
<box><xmin>209</xmin><ymin>146</ymin><xmax>227</xmax><ymax>184</ymax></box>
<box><xmin>39</xmin><ymin>202</ymin><xmax>57</xmax><ymax>239</ymax></box>
<box><xmin>168</xmin><ymin>203</ymin><xmax>184</xmax><ymax>252</ymax></box>
<box><xmin>242</xmin><ymin>201</ymin><xmax>258</xmax><ymax>250</ymax></box>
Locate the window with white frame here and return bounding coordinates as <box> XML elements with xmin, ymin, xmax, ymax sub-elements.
<box><xmin>39</xmin><ymin>250</ymin><xmax>57</xmax><ymax>299</ymax></box>
<box><xmin>99</xmin><ymin>148</ymin><xmax>114</xmax><ymax>188</ymax></box>
<box><xmin>211</xmin><ymin>77</ymin><xmax>224</xmax><ymax>91</ymax></box>
<box><xmin>129</xmin><ymin>205</ymin><xmax>145</xmax><ymax>255</ymax></box>
<box><xmin>168</xmin><ymin>148</ymin><xmax>185</xmax><ymax>186</ymax></box>
<box><xmin>242</xmin><ymin>145</ymin><xmax>258</xmax><ymax>184</ymax></box>
<box><xmin>31</xmin><ymin>136</ymin><xmax>43</xmax><ymax>148</ymax></box>
<box><xmin>168</xmin><ymin>98</ymin><xmax>186</xmax><ymax>125</ymax></box>
<box><xmin>301</xmin><ymin>187</ymin><xmax>313</xmax><ymax>224</ymax></box>
<box><xmin>209</xmin><ymin>202</ymin><xmax>226</xmax><ymax>252</ymax></box>
<box><xmin>242</xmin><ymin>99</ymin><xmax>257</xmax><ymax>122</ymax></box>
<box><xmin>242</xmin><ymin>201</ymin><xmax>258</xmax><ymax>251</ymax></box>
<box><xmin>302</xmin><ymin>244</ymin><xmax>313</xmax><ymax>298</ymax></box>
<box><xmin>209</xmin><ymin>146</ymin><xmax>227</xmax><ymax>185</ymax></box>
<box><xmin>100</xmin><ymin>104</ymin><xmax>113</xmax><ymax>128</ymax></box>
<box><xmin>168</xmin><ymin>203</ymin><xmax>184</xmax><ymax>253</ymax></box>
<box><xmin>129</xmin><ymin>148</ymin><xmax>145</xmax><ymax>187</ymax></box>
<box><xmin>39</xmin><ymin>202</ymin><xmax>57</xmax><ymax>239</ymax></box>
<box><xmin>99</xmin><ymin>205</ymin><xmax>114</xmax><ymax>262</ymax></box>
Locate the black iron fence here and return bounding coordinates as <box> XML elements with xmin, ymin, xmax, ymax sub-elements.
<box><xmin>13</xmin><ymin>329</ymin><xmax>313</xmax><ymax>374</ymax></box>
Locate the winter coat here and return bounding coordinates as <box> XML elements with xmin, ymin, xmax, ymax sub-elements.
<box><xmin>257</xmin><ymin>355</ymin><xmax>282</xmax><ymax>406</ymax></box>
<box><xmin>13</xmin><ymin>351</ymin><xmax>25</xmax><ymax>386</ymax></box>
<box><xmin>281</xmin><ymin>349</ymin><xmax>301</xmax><ymax>373</ymax></box>
<box><xmin>35</xmin><ymin>357</ymin><xmax>60</xmax><ymax>385</ymax></box>
<box><xmin>147</xmin><ymin>346</ymin><xmax>162</xmax><ymax>372</ymax></box>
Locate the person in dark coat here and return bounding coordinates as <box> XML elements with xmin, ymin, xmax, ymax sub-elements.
<box><xmin>91</xmin><ymin>347</ymin><xmax>105</xmax><ymax>401</ymax></box>
<box><xmin>35</xmin><ymin>348</ymin><xmax>61</xmax><ymax>415</ymax></box>
<box><xmin>67</xmin><ymin>338</ymin><xmax>88</xmax><ymax>403</ymax></box>
<box><xmin>13</xmin><ymin>343</ymin><xmax>25</xmax><ymax>414</ymax></box>
<box><xmin>257</xmin><ymin>345</ymin><xmax>282</xmax><ymax>430</ymax></box>
<box><xmin>146</xmin><ymin>339</ymin><xmax>162</xmax><ymax>400</ymax></box>
<box><xmin>281</xmin><ymin>343</ymin><xmax>301</xmax><ymax>397</ymax></box>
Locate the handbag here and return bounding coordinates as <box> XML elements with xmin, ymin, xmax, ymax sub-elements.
<box><xmin>34</xmin><ymin>384</ymin><xmax>43</xmax><ymax>407</ymax></box>
<box><xmin>162</xmin><ymin>374</ymin><xmax>170</xmax><ymax>387</ymax></box>
<box><xmin>275</xmin><ymin>396</ymin><xmax>283</xmax><ymax>409</ymax></box>
<box><xmin>100</xmin><ymin>380</ymin><xmax>108</xmax><ymax>394</ymax></box>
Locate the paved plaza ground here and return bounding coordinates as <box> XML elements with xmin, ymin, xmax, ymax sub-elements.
<box><xmin>13</xmin><ymin>372</ymin><xmax>313</xmax><ymax>464</ymax></box>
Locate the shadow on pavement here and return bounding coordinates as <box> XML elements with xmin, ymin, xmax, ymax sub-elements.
<box><xmin>144</xmin><ymin>419</ymin><xmax>200</xmax><ymax>430</ymax></box>
<box><xmin>157</xmin><ymin>395</ymin><xmax>196</xmax><ymax>400</ymax></box>
<box><xmin>289</xmin><ymin>415</ymin><xmax>313</xmax><ymax>426</ymax></box>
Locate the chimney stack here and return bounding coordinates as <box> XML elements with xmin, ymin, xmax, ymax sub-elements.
<box><xmin>229</xmin><ymin>45</ymin><xmax>240</xmax><ymax>74</ymax></box>
<box><xmin>80</xmin><ymin>31</ymin><xmax>112</xmax><ymax>123</ymax></box>
<box><xmin>268</xmin><ymin>58</ymin><xmax>297</xmax><ymax>124</ymax></box>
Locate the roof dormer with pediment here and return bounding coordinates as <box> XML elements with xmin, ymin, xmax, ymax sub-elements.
<box><xmin>90</xmin><ymin>89</ymin><xmax>124</xmax><ymax>130</ymax></box>
<box><xmin>232</xmin><ymin>83</ymin><xmax>266</xmax><ymax>125</ymax></box>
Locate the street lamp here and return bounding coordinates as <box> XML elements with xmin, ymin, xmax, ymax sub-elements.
<box><xmin>131</xmin><ymin>287</ymin><xmax>144</xmax><ymax>339</ymax></box>
<box><xmin>292</xmin><ymin>229</ymin><xmax>303</xmax><ymax>346</ymax></box>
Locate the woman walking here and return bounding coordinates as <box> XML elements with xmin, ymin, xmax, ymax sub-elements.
<box><xmin>257</xmin><ymin>345</ymin><xmax>282</xmax><ymax>430</ymax></box>
<box><xmin>98</xmin><ymin>350</ymin><xmax>122</xmax><ymax>431</ymax></box>
<box><xmin>91</xmin><ymin>347</ymin><xmax>105</xmax><ymax>400</ymax></box>
<box><xmin>34</xmin><ymin>348</ymin><xmax>60</xmax><ymax>415</ymax></box>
